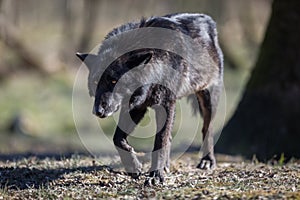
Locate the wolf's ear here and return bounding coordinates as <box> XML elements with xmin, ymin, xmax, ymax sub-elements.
<box><xmin>76</xmin><ymin>52</ymin><xmax>97</xmax><ymax>71</ymax></box>
<box><xmin>76</xmin><ymin>52</ymin><xmax>89</xmax><ymax>62</ymax></box>
<box><xmin>136</xmin><ymin>52</ymin><xmax>152</xmax><ymax>65</ymax></box>
<box><xmin>127</xmin><ymin>51</ymin><xmax>152</xmax><ymax>69</ymax></box>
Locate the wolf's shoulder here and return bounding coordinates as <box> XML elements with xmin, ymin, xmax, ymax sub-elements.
<box><xmin>104</xmin><ymin>13</ymin><xmax>216</xmax><ymax>39</ymax></box>
<box><xmin>141</xmin><ymin>13</ymin><xmax>217</xmax><ymax>39</ymax></box>
<box><xmin>105</xmin><ymin>21</ymin><xmax>140</xmax><ymax>39</ymax></box>
<box><xmin>163</xmin><ymin>13</ymin><xmax>215</xmax><ymax>23</ymax></box>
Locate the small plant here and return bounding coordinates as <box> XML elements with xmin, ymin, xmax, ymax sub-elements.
<box><xmin>278</xmin><ymin>153</ymin><xmax>285</xmax><ymax>166</ymax></box>
<box><xmin>251</xmin><ymin>154</ymin><xmax>259</xmax><ymax>164</ymax></box>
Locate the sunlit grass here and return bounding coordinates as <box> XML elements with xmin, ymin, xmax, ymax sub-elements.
<box><xmin>0</xmin><ymin>154</ymin><xmax>299</xmax><ymax>199</ymax></box>
<box><xmin>0</xmin><ymin>73</ymin><xmax>74</xmax><ymax>136</ymax></box>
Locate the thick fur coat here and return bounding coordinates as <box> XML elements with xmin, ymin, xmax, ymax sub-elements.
<box><xmin>77</xmin><ymin>13</ymin><xmax>223</xmax><ymax>185</ymax></box>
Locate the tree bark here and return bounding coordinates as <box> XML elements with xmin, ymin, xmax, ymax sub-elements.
<box><xmin>77</xmin><ymin>0</ymin><xmax>100</xmax><ymax>52</ymax></box>
<box><xmin>0</xmin><ymin>9</ymin><xmax>47</xmax><ymax>75</ymax></box>
<box><xmin>216</xmin><ymin>0</ymin><xmax>300</xmax><ymax>160</ymax></box>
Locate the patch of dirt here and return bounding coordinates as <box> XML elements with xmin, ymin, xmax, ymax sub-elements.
<box><xmin>0</xmin><ymin>153</ymin><xmax>299</xmax><ymax>199</ymax></box>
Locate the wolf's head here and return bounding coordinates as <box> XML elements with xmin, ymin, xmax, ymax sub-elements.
<box><xmin>76</xmin><ymin>51</ymin><xmax>152</xmax><ymax>118</ymax></box>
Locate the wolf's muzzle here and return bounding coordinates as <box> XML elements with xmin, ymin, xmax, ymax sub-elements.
<box><xmin>93</xmin><ymin>105</ymin><xmax>106</xmax><ymax>118</ymax></box>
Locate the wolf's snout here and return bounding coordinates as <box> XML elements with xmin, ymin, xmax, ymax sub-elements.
<box><xmin>93</xmin><ymin>105</ymin><xmax>106</xmax><ymax>118</ymax></box>
<box><xmin>93</xmin><ymin>101</ymin><xmax>117</xmax><ymax>118</ymax></box>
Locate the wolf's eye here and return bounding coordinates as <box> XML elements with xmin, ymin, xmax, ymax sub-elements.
<box><xmin>111</xmin><ymin>80</ymin><xmax>117</xmax><ymax>84</ymax></box>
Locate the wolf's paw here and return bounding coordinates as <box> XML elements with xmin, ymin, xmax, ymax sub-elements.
<box><xmin>197</xmin><ymin>154</ymin><xmax>216</xmax><ymax>170</ymax></box>
<box><xmin>125</xmin><ymin>160</ymin><xmax>142</xmax><ymax>179</ymax></box>
<box><xmin>144</xmin><ymin>170</ymin><xmax>164</xmax><ymax>186</ymax></box>
<box><xmin>127</xmin><ymin>172</ymin><xmax>141</xmax><ymax>179</ymax></box>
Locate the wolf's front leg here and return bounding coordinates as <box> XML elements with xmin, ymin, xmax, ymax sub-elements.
<box><xmin>145</xmin><ymin>102</ymin><xmax>175</xmax><ymax>186</ymax></box>
<box><xmin>113</xmin><ymin>108</ymin><xmax>147</xmax><ymax>178</ymax></box>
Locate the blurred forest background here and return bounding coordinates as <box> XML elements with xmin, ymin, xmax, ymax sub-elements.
<box><xmin>0</xmin><ymin>0</ymin><xmax>282</xmax><ymax>158</ymax></box>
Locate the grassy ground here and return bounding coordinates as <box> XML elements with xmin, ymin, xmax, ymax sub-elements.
<box><xmin>0</xmin><ymin>153</ymin><xmax>299</xmax><ymax>199</ymax></box>
<box><xmin>2</xmin><ymin>68</ymin><xmax>299</xmax><ymax>199</ymax></box>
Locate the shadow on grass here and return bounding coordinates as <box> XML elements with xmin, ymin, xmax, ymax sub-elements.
<box><xmin>0</xmin><ymin>145</ymin><xmax>205</xmax><ymax>190</ymax></box>
<box><xmin>0</xmin><ymin>153</ymin><xmax>115</xmax><ymax>190</ymax></box>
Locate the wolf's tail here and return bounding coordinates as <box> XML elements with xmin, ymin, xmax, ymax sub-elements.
<box><xmin>187</xmin><ymin>94</ymin><xmax>201</xmax><ymax>116</ymax></box>
<box><xmin>187</xmin><ymin>81</ymin><xmax>223</xmax><ymax>119</ymax></box>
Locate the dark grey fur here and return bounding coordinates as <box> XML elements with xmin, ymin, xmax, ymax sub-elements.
<box><xmin>76</xmin><ymin>13</ymin><xmax>223</xmax><ymax>185</ymax></box>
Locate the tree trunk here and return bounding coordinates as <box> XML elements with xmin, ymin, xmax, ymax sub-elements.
<box><xmin>77</xmin><ymin>0</ymin><xmax>99</xmax><ymax>52</ymax></box>
<box><xmin>0</xmin><ymin>8</ymin><xmax>47</xmax><ymax>75</ymax></box>
<box><xmin>216</xmin><ymin>0</ymin><xmax>300</xmax><ymax>160</ymax></box>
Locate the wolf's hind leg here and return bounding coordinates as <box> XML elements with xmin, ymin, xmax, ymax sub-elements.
<box><xmin>113</xmin><ymin>108</ymin><xmax>147</xmax><ymax>178</ymax></box>
<box><xmin>196</xmin><ymin>89</ymin><xmax>216</xmax><ymax>170</ymax></box>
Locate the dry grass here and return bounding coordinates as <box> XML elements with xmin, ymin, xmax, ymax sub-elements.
<box><xmin>0</xmin><ymin>153</ymin><xmax>299</xmax><ymax>199</ymax></box>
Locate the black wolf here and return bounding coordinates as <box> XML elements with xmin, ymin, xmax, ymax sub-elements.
<box><xmin>76</xmin><ymin>13</ymin><xmax>223</xmax><ymax>185</ymax></box>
